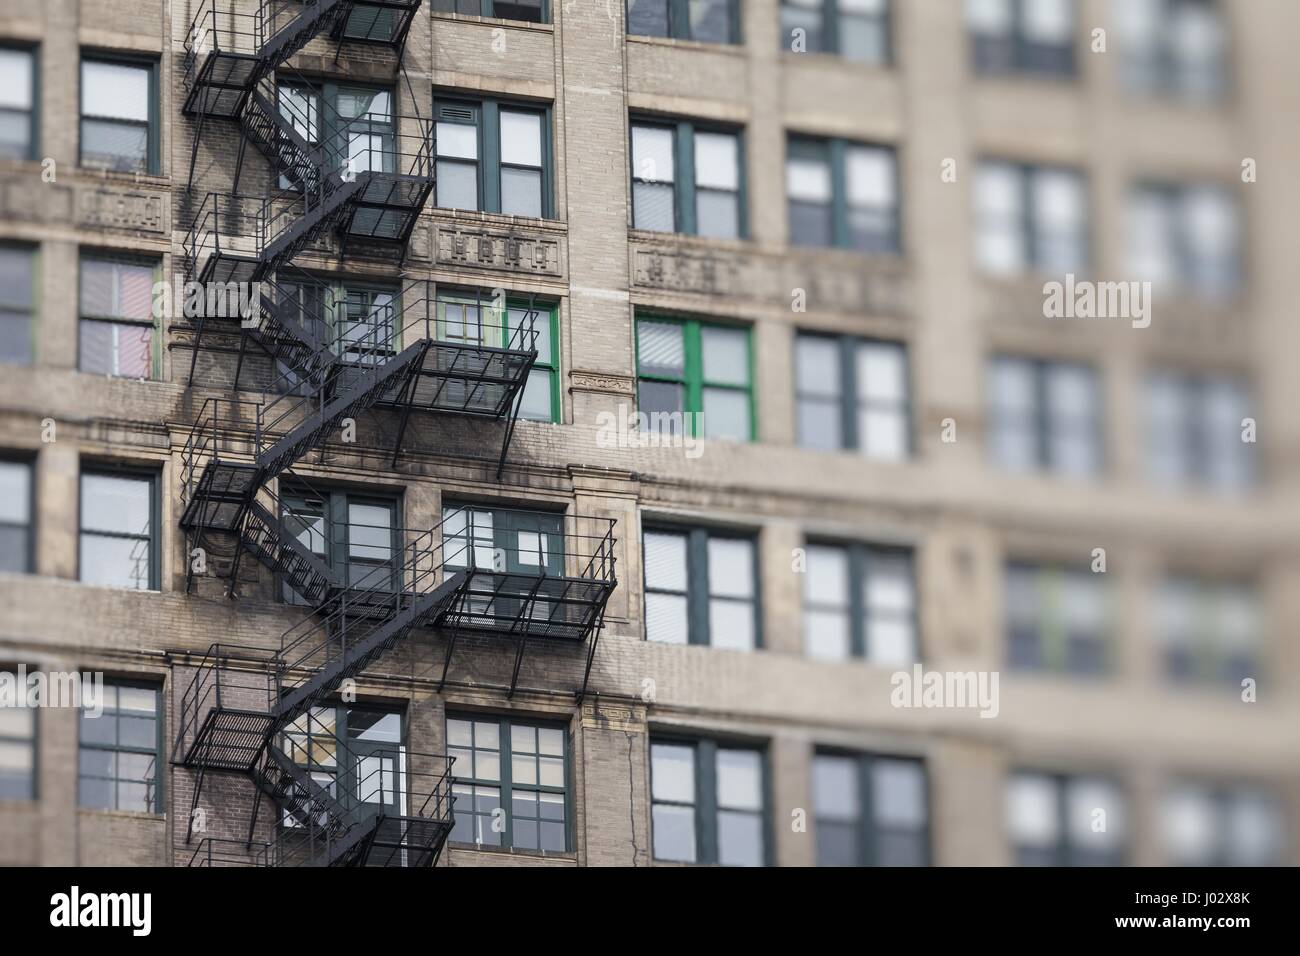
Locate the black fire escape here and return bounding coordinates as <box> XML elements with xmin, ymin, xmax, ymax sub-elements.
<box><xmin>171</xmin><ymin>0</ymin><xmax>617</xmax><ymax>867</ymax></box>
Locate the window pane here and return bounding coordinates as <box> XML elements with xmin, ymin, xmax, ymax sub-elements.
<box><xmin>629</xmin><ymin>0</ymin><xmax>670</xmax><ymax>37</ymax></box>
<box><xmin>632</xmin><ymin>125</ymin><xmax>674</xmax><ymax>183</ymax></box>
<box><xmin>646</xmin><ymin>592</ymin><xmax>689</xmax><ymax>644</ymax></box>
<box><xmin>81</xmin><ymin>257</ymin><xmax>156</xmax><ymax>321</ymax></box>
<box><xmin>436</xmin><ymin>160</ymin><xmax>478</xmax><ymax>210</ymax></box>
<box><xmin>519</xmin><ymin>369</ymin><xmax>553</xmax><ymax>421</ymax></box>
<box><xmin>688</xmin><ymin>0</ymin><xmax>732</xmax><ymax>42</ymax></box>
<box><xmin>702</xmin><ymin>388</ymin><xmax>750</xmax><ymax>441</ymax></box>
<box><xmin>695</xmin><ymin>132</ymin><xmax>739</xmax><ymax>190</ymax></box>
<box><xmin>637</xmin><ymin>320</ymin><xmax>685</xmax><ymax>377</ymax></box>
<box><xmin>709</xmin><ymin>599</ymin><xmax>755</xmax><ymax>651</ymax></box>
<box><xmin>500</xmin><ymin>110</ymin><xmax>542</xmax><ymax>167</ymax></box>
<box><xmin>697</xmin><ymin>190</ymin><xmax>739</xmax><ymax>239</ymax></box>
<box><xmin>638</xmin><ymin>380</ymin><xmax>685</xmax><ymax>422</ymax></box>
<box><xmin>708</xmin><ymin>537</ymin><xmax>754</xmax><ymax>598</ymax></box>
<box><xmin>700</xmin><ymin>326</ymin><xmax>749</xmax><ymax>386</ymax></box>
<box><xmin>813</xmin><ymin>755</ymin><xmax>859</xmax><ymax>820</ymax></box>
<box><xmin>437</xmin><ymin>121</ymin><xmax>478</xmax><ymax>159</ymax></box>
<box><xmin>717</xmin><ymin>811</ymin><xmax>763</xmax><ymax>866</ymax></box>
<box><xmin>796</xmin><ymin>337</ymin><xmax>841</xmax><ymax>396</ymax></box>
<box><xmin>81</xmin><ymin>474</ymin><xmax>151</xmax><ymax>536</ymax></box>
<box><xmin>82</xmin><ymin>61</ymin><xmax>149</xmax><ymax>122</ymax></box>
<box><xmin>644</xmin><ymin>531</ymin><xmax>688</xmax><ymax>590</ymax></box>
<box><xmin>501</xmin><ymin>167</ymin><xmax>542</xmax><ymax>218</ymax></box>
<box><xmin>1007</xmin><ymin>773</ymin><xmax>1060</xmax><ymax>848</ymax></box>
<box><xmin>717</xmin><ymin>749</ymin><xmax>762</xmax><ymax>810</ymax></box>
<box><xmin>633</xmin><ymin>182</ymin><xmax>675</xmax><ymax>232</ymax></box>
<box><xmin>0</xmin><ymin>50</ymin><xmax>32</xmax><ymax>111</ymax></box>
<box><xmin>651</xmin><ymin>743</ymin><xmax>694</xmax><ymax>802</ymax></box>
<box><xmin>652</xmin><ymin>804</ymin><xmax>696</xmax><ymax>861</ymax></box>
<box><xmin>0</xmin><ymin>461</ymin><xmax>31</xmax><ymax>524</ymax></box>
<box><xmin>81</xmin><ymin>535</ymin><xmax>151</xmax><ymax>589</ymax></box>
<box><xmin>874</xmin><ymin>759</ymin><xmax>926</xmax><ymax>828</ymax></box>
<box><xmin>787</xmin><ymin>153</ymin><xmax>832</xmax><ymax>202</ymax></box>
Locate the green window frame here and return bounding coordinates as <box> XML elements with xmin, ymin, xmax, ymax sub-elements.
<box><xmin>779</xmin><ymin>0</ymin><xmax>892</xmax><ymax>64</ymax></box>
<box><xmin>0</xmin><ymin>457</ymin><xmax>34</xmax><ymax>574</ymax></box>
<box><xmin>78</xmin><ymin>467</ymin><xmax>159</xmax><ymax>591</ymax></box>
<box><xmin>627</xmin><ymin>0</ymin><xmax>742</xmax><ymax>44</ymax></box>
<box><xmin>795</xmin><ymin>332</ymin><xmax>911</xmax><ymax>458</ymax></box>
<box><xmin>434</xmin><ymin>97</ymin><xmax>554</xmax><ymax>219</ymax></box>
<box><xmin>1004</xmin><ymin>561</ymin><xmax>1110</xmax><ymax>675</ymax></box>
<box><xmin>279</xmin><ymin>484</ymin><xmax>400</xmax><ymax>601</ymax></box>
<box><xmin>276</xmin><ymin>81</ymin><xmax>396</xmax><ymax>186</ymax></box>
<box><xmin>643</xmin><ymin>525</ymin><xmax>760</xmax><ymax>650</ymax></box>
<box><xmin>431</xmin><ymin>0</ymin><xmax>549</xmax><ymax>23</ymax></box>
<box><xmin>635</xmin><ymin>314</ymin><xmax>755</xmax><ymax>442</ymax></box>
<box><xmin>78</xmin><ymin>251</ymin><xmax>162</xmax><ymax>381</ymax></box>
<box><xmin>630</xmin><ymin>118</ymin><xmax>746</xmax><ymax>239</ymax></box>
<box><xmin>0</xmin><ymin>44</ymin><xmax>38</xmax><ymax>161</ymax></box>
<box><xmin>650</xmin><ymin>736</ymin><xmax>769</xmax><ymax>866</ymax></box>
<box><xmin>78</xmin><ymin>681</ymin><xmax>162</xmax><ymax>814</ymax></box>
<box><xmin>79</xmin><ymin>54</ymin><xmax>159</xmax><ymax>175</ymax></box>
<box><xmin>0</xmin><ymin>668</ymin><xmax>36</xmax><ymax>801</ymax></box>
<box><xmin>507</xmin><ymin>299</ymin><xmax>561</xmax><ymax>423</ymax></box>
<box><xmin>1006</xmin><ymin>770</ymin><xmax>1126</xmax><ymax>866</ymax></box>
<box><xmin>802</xmin><ymin>541</ymin><xmax>916</xmax><ymax>663</ymax></box>
<box><xmin>0</xmin><ymin>243</ymin><xmax>37</xmax><ymax>367</ymax></box>
<box><xmin>446</xmin><ymin>713</ymin><xmax>571</xmax><ymax>852</ymax></box>
<box><xmin>812</xmin><ymin>751</ymin><xmax>929</xmax><ymax>866</ymax></box>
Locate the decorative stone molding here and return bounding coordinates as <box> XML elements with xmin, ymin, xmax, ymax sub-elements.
<box><xmin>568</xmin><ymin>370</ymin><xmax>635</xmax><ymax>396</ymax></box>
<box><xmin>433</xmin><ymin>222</ymin><xmax>563</xmax><ymax>277</ymax></box>
<box><xmin>630</xmin><ymin>240</ymin><xmax>908</xmax><ymax>316</ymax></box>
<box><xmin>77</xmin><ymin>187</ymin><xmax>166</xmax><ymax>234</ymax></box>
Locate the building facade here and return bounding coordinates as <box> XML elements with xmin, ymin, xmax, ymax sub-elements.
<box><xmin>0</xmin><ymin>0</ymin><xmax>1297</xmax><ymax>867</ymax></box>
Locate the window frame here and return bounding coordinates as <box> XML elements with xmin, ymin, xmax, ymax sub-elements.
<box><xmin>0</xmin><ymin>43</ymin><xmax>39</xmax><ymax>161</ymax></box>
<box><xmin>986</xmin><ymin>353</ymin><xmax>1103</xmax><ymax>478</ymax></box>
<box><xmin>649</xmin><ymin>734</ymin><xmax>771</xmax><ymax>866</ymax></box>
<box><xmin>1003</xmin><ymin>560</ymin><xmax>1111</xmax><ymax>675</ymax></box>
<box><xmin>506</xmin><ymin>298</ymin><xmax>561</xmax><ymax>424</ymax></box>
<box><xmin>278</xmin><ymin>484</ymin><xmax>402</xmax><ymax>601</ymax></box>
<box><xmin>811</xmin><ymin>750</ymin><xmax>930</xmax><ymax>866</ymax></box>
<box><xmin>1157</xmin><ymin>573</ymin><xmax>1259</xmax><ymax>687</ymax></box>
<box><xmin>77</xmin><ymin>465</ymin><xmax>160</xmax><ymax>592</ymax></box>
<box><xmin>779</xmin><ymin>0</ymin><xmax>893</xmax><ymax>64</ymax></box>
<box><xmin>78</xmin><ymin>52</ymin><xmax>159</xmax><ymax>176</ymax></box>
<box><xmin>446</xmin><ymin>712</ymin><xmax>572</xmax><ymax>853</ymax></box>
<box><xmin>0</xmin><ymin>242</ymin><xmax>39</xmax><ymax>367</ymax></box>
<box><xmin>627</xmin><ymin>0</ymin><xmax>743</xmax><ymax>45</ymax></box>
<box><xmin>975</xmin><ymin>158</ymin><xmax>1090</xmax><ymax>277</ymax></box>
<box><xmin>1006</xmin><ymin>769</ymin><xmax>1126</xmax><ymax>867</ymax></box>
<box><xmin>642</xmin><ymin>523</ymin><xmax>762</xmax><ymax>649</ymax></box>
<box><xmin>1145</xmin><ymin>368</ymin><xmax>1254</xmax><ymax>491</ymax></box>
<box><xmin>0</xmin><ymin>455</ymin><xmax>35</xmax><ymax>575</ymax></box>
<box><xmin>801</xmin><ymin>539</ymin><xmax>917</xmax><ymax>663</ymax></box>
<box><xmin>1122</xmin><ymin>0</ymin><xmax>1230</xmax><ymax>101</ymax></box>
<box><xmin>634</xmin><ymin>313</ymin><xmax>756</xmax><ymax>442</ymax></box>
<box><xmin>629</xmin><ymin>117</ymin><xmax>747</xmax><ymax>239</ymax></box>
<box><xmin>0</xmin><ymin>666</ymin><xmax>38</xmax><ymax>801</ymax></box>
<box><xmin>77</xmin><ymin>678</ymin><xmax>164</xmax><ymax>814</ymax></box>
<box><xmin>77</xmin><ymin>250</ymin><xmax>163</xmax><ymax>381</ymax></box>
<box><xmin>787</xmin><ymin>135</ymin><xmax>900</xmax><ymax>253</ymax></box>
<box><xmin>794</xmin><ymin>331</ymin><xmax>912</xmax><ymax>458</ymax></box>
<box><xmin>431</xmin><ymin>0</ymin><xmax>550</xmax><ymax>23</ymax></box>
<box><xmin>967</xmin><ymin>0</ymin><xmax>1077</xmax><ymax>77</ymax></box>
<box><xmin>434</xmin><ymin>96</ymin><xmax>554</xmax><ymax>219</ymax></box>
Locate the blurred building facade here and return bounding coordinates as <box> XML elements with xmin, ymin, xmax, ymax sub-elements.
<box><xmin>0</xmin><ymin>0</ymin><xmax>1296</xmax><ymax>866</ymax></box>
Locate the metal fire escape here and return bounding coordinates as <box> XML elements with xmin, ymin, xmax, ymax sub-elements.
<box><xmin>170</xmin><ymin>1</ymin><xmax>618</xmax><ymax>867</ymax></box>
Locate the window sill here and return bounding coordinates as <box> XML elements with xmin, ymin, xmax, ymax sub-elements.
<box><xmin>76</xmin><ymin>166</ymin><xmax>170</xmax><ymax>187</ymax></box>
<box><xmin>76</xmin><ymin>580</ymin><xmax>162</xmax><ymax>595</ymax></box>
<box><xmin>627</xmin><ymin>34</ymin><xmax>745</xmax><ymax>56</ymax></box>
<box><xmin>779</xmin><ymin>49</ymin><xmax>893</xmax><ymax>74</ymax></box>
<box><xmin>628</xmin><ymin>228</ymin><xmax>755</xmax><ymax>252</ymax></box>
<box><xmin>431</xmin><ymin>12</ymin><xmax>553</xmax><ymax>34</ymax></box>
<box><xmin>448</xmin><ymin>841</ymin><xmax>577</xmax><ymax>861</ymax></box>
<box><xmin>431</xmin><ymin>206</ymin><xmax>567</xmax><ymax>232</ymax></box>
<box><xmin>77</xmin><ymin>807</ymin><xmax>166</xmax><ymax>822</ymax></box>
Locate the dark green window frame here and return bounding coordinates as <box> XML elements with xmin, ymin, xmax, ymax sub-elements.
<box><xmin>802</xmin><ymin>540</ymin><xmax>916</xmax><ymax>663</ymax></box>
<box><xmin>787</xmin><ymin>135</ymin><xmax>900</xmax><ymax>252</ymax></box>
<box><xmin>1004</xmin><ymin>561</ymin><xmax>1110</xmax><ymax>676</ymax></box>
<box><xmin>0</xmin><ymin>243</ymin><xmax>38</xmax><ymax>367</ymax></box>
<box><xmin>78</xmin><ymin>250</ymin><xmax>163</xmax><ymax>381</ymax></box>
<box><xmin>1007</xmin><ymin>769</ymin><xmax>1125</xmax><ymax>867</ymax></box>
<box><xmin>446</xmin><ymin>712</ymin><xmax>571</xmax><ymax>852</ymax></box>
<box><xmin>78</xmin><ymin>680</ymin><xmax>163</xmax><ymax>814</ymax></box>
<box><xmin>78</xmin><ymin>465</ymin><xmax>160</xmax><ymax>591</ymax></box>
<box><xmin>629</xmin><ymin>117</ymin><xmax>747</xmax><ymax>239</ymax></box>
<box><xmin>0</xmin><ymin>44</ymin><xmax>38</xmax><ymax>161</ymax></box>
<box><xmin>79</xmin><ymin>52</ymin><xmax>159</xmax><ymax>175</ymax></box>
<box><xmin>643</xmin><ymin>524</ymin><xmax>761</xmax><ymax>649</ymax></box>
<box><xmin>507</xmin><ymin>298</ymin><xmax>561</xmax><ymax>423</ymax></box>
<box><xmin>779</xmin><ymin>0</ymin><xmax>893</xmax><ymax>64</ymax></box>
<box><xmin>649</xmin><ymin>735</ymin><xmax>770</xmax><ymax>866</ymax></box>
<box><xmin>794</xmin><ymin>332</ymin><xmax>911</xmax><ymax>457</ymax></box>
<box><xmin>0</xmin><ymin>667</ymin><xmax>37</xmax><ymax>801</ymax></box>
<box><xmin>812</xmin><ymin>751</ymin><xmax>929</xmax><ymax>866</ymax></box>
<box><xmin>635</xmin><ymin>313</ymin><xmax>756</xmax><ymax>441</ymax></box>
<box><xmin>431</xmin><ymin>0</ymin><xmax>549</xmax><ymax>22</ymax></box>
<box><xmin>0</xmin><ymin>456</ymin><xmax>35</xmax><ymax>575</ymax></box>
<box><xmin>279</xmin><ymin>484</ymin><xmax>401</xmax><ymax>601</ymax></box>
<box><xmin>434</xmin><ymin>96</ymin><xmax>554</xmax><ymax>219</ymax></box>
<box><xmin>627</xmin><ymin>0</ymin><xmax>742</xmax><ymax>44</ymax></box>
<box><xmin>967</xmin><ymin>0</ymin><xmax>1076</xmax><ymax>77</ymax></box>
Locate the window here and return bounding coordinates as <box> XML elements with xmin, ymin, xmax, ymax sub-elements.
<box><xmin>628</xmin><ymin>0</ymin><xmax>740</xmax><ymax>44</ymax></box>
<box><xmin>0</xmin><ymin>459</ymin><xmax>33</xmax><ymax>574</ymax></box>
<box><xmin>0</xmin><ymin>671</ymin><xmax>35</xmax><ymax>800</ymax></box>
<box><xmin>79</xmin><ymin>470</ymin><xmax>157</xmax><ymax>590</ymax></box>
<box><xmin>1157</xmin><ymin>575</ymin><xmax>1258</xmax><ymax>687</ymax></box>
<box><xmin>966</xmin><ymin>0</ymin><xmax>1075</xmax><ymax>75</ymax></box>
<box><xmin>780</xmin><ymin>0</ymin><xmax>891</xmax><ymax>64</ymax></box>
<box><xmin>787</xmin><ymin>137</ymin><xmax>899</xmax><ymax>252</ymax></box>
<box><xmin>277</xmin><ymin>82</ymin><xmax>395</xmax><ymax>186</ymax></box>
<box><xmin>279</xmin><ymin>486</ymin><xmax>398</xmax><ymax>600</ymax></box>
<box><xmin>434</xmin><ymin>99</ymin><xmax>552</xmax><ymax>218</ymax></box>
<box><xmin>650</xmin><ymin>738</ymin><xmax>766</xmax><ymax>866</ymax></box>
<box><xmin>510</xmin><ymin>301</ymin><xmax>560</xmax><ymax>423</ymax></box>
<box><xmin>0</xmin><ymin>46</ymin><xmax>36</xmax><ymax>160</ymax></box>
<box><xmin>813</xmin><ymin>753</ymin><xmax>928</xmax><ymax>865</ymax></box>
<box><xmin>1146</xmin><ymin>370</ymin><xmax>1253</xmax><ymax>492</ymax></box>
<box><xmin>630</xmin><ymin>121</ymin><xmax>744</xmax><ymax>239</ymax></box>
<box><xmin>279</xmin><ymin>705</ymin><xmax>405</xmax><ymax>827</ymax></box>
<box><xmin>1129</xmin><ymin>183</ymin><xmax>1240</xmax><ymax>298</ymax></box>
<box><xmin>975</xmin><ymin>160</ymin><xmax>1087</xmax><ymax>275</ymax></box>
<box><xmin>79</xmin><ymin>252</ymin><xmax>159</xmax><ymax>380</ymax></box>
<box><xmin>636</xmin><ymin>315</ymin><xmax>753</xmax><ymax>442</ymax></box>
<box><xmin>1161</xmin><ymin>782</ymin><xmax>1283</xmax><ymax>866</ymax></box>
<box><xmin>795</xmin><ymin>334</ymin><xmax>909</xmax><ymax>458</ymax></box>
<box><xmin>1119</xmin><ymin>0</ymin><xmax>1228</xmax><ymax>101</ymax></box>
<box><xmin>0</xmin><ymin>245</ymin><xmax>37</xmax><ymax>365</ymax></box>
<box><xmin>80</xmin><ymin>57</ymin><xmax>156</xmax><ymax>174</ymax></box>
<box><xmin>643</xmin><ymin>526</ymin><xmax>759</xmax><ymax>650</ymax></box>
<box><xmin>1006</xmin><ymin>771</ymin><xmax>1125</xmax><ymax>866</ymax></box>
<box><xmin>78</xmin><ymin>682</ymin><xmax>161</xmax><ymax>813</ymax></box>
<box><xmin>447</xmin><ymin>715</ymin><xmax>569</xmax><ymax>851</ymax></box>
<box><xmin>431</xmin><ymin>0</ymin><xmax>546</xmax><ymax>22</ymax></box>
<box><xmin>987</xmin><ymin>356</ymin><xmax>1101</xmax><ymax>478</ymax></box>
<box><xmin>1004</xmin><ymin>562</ymin><xmax>1109</xmax><ymax>674</ymax></box>
<box><xmin>802</xmin><ymin>542</ymin><xmax>915</xmax><ymax>664</ymax></box>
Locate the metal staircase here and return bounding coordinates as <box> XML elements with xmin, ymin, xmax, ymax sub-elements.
<box><xmin>171</xmin><ymin>0</ymin><xmax>619</xmax><ymax>868</ymax></box>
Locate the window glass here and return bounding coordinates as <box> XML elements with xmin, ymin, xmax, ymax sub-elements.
<box><xmin>78</xmin><ymin>683</ymin><xmax>160</xmax><ymax>812</ymax></box>
<box><xmin>79</xmin><ymin>473</ymin><xmax>154</xmax><ymax>590</ymax></box>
